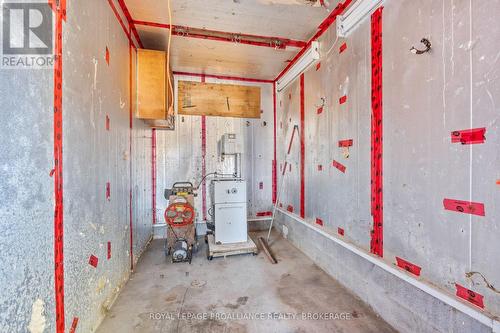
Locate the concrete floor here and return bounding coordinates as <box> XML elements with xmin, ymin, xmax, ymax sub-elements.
<box><xmin>97</xmin><ymin>231</ymin><xmax>397</xmax><ymax>333</ymax></box>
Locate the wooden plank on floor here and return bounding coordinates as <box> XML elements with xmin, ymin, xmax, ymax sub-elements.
<box><xmin>258</xmin><ymin>237</ymin><xmax>278</xmax><ymax>264</ymax></box>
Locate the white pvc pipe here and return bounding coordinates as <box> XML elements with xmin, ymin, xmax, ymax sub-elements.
<box><xmin>276</xmin><ymin>208</ymin><xmax>500</xmax><ymax>332</ymax></box>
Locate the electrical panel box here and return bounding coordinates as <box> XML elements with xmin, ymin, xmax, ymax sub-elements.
<box><xmin>220</xmin><ymin>133</ymin><xmax>242</xmax><ymax>155</ymax></box>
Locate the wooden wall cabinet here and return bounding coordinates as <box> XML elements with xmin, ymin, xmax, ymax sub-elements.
<box><xmin>136</xmin><ymin>49</ymin><xmax>174</xmax><ymax>123</ymax></box>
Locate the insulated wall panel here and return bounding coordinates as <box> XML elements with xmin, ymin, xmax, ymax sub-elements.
<box><xmin>275</xmin><ymin>0</ymin><xmax>500</xmax><ymax>322</ymax></box>
<box><xmin>63</xmin><ymin>1</ymin><xmax>153</xmax><ymax>332</ymax></box>
<box><xmin>0</xmin><ymin>25</ymin><xmax>55</xmax><ymax>333</ymax></box>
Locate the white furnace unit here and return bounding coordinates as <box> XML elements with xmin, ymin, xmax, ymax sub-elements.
<box><xmin>210</xmin><ymin>178</ymin><xmax>247</xmax><ymax>244</ymax></box>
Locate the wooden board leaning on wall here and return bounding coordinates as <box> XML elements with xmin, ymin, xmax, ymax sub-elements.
<box><xmin>178</xmin><ymin>81</ymin><xmax>261</xmax><ymax>119</ymax></box>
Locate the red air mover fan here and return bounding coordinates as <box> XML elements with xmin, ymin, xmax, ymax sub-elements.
<box><xmin>164</xmin><ymin>202</ymin><xmax>194</xmax><ymax>227</ymax></box>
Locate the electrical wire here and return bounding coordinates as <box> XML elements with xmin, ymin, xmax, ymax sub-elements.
<box><xmin>166</xmin><ymin>0</ymin><xmax>174</xmax><ymax>117</ymax></box>
<box><xmin>194</xmin><ymin>172</ymin><xmax>236</xmax><ymax>190</ymax></box>
<box><xmin>323</xmin><ymin>35</ymin><xmax>340</xmax><ymax>58</ymax></box>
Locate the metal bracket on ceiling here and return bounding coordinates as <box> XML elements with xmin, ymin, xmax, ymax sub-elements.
<box><xmin>272</xmin><ymin>39</ymin><xmax>283</xmax><ymax>50</ymax></box>
<box><xmin>175</xmin><ymin>27</ymin><xmax>188</xmax><ymax>37</ymax></box>
<box><xmin>232</xmin><ymin>34</ymin><xmax>242</xmax><ymax>44</ymax></box>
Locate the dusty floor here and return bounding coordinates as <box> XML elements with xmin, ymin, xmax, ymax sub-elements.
<box><xmin>96</xmin><ymin>231</ymin><xmax>397</xmax><ymax>333</ymax></box>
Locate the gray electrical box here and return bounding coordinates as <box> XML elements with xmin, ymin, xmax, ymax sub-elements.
<box><xmin>220</xmin><ymin>133</ymin><xmax>242</xmax><ymax>155</ymax></box>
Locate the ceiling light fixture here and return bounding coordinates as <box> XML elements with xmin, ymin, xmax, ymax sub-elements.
<box><xmin>336</xmin><ymin>0</ymin><xmax>383</xmax><ymax>37</ymax></box>
<box><xmin>276</xmin><ymin>41</ymin><xmax>320</xmax><ymax>92</ymax></box>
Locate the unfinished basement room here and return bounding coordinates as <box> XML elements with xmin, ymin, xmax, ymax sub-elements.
<box><xmin>1</xmin><ymin>0</ymin><xmax>499</xmax><ymax>332</ymax></box>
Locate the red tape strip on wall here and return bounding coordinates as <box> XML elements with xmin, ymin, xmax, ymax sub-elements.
<box><xmin>105</xmin><ymin>46</ymin><xmax>110</xmax><ymax>65</ymax></box>
<box><xmin>107</xmin><ymin>241</ymin><xmax>112</xmax><ymax>259</ymax></box>
<box><xmin>443</xmin><ymin>199</ymin><xmax>485</xmax><ymax>216</ymax></box>
<box><xmin>129</xmin><ymin>30</ymin><xmax>134</xmax><ymax>271</ymax></box>
<box><xmin>272</xmin><ymin>82</ymin><xmax>277</xmax><ymax>204</ymax></box>
<box><xmin>50</xmin><ymin>1</ymin><xmax>65</xmax><ymax>331</ymax></box>
<box><xmin>89</xmin><ymin>255</ymin><xmax>98</xmax><ymax>268</ymax></box>
<box><xmin>256</xmin><ymin>211</ymin><xmax>273</xmax><ymax>217</ymax></box>
<box><xmin>69</xmin><ymin>317</ymin><xmax>78</xmax><ymax>333</ymax></box>
<box><xmin>451</xmin><ymin>127</ymin><xmax>486</xmax><ymax>145</ymax></box>
<box><xmin>396</xmin><ymin>257</ymin><xmax>421</xmax><ymax>276</ymax></box>
<box><xmin>339</xmin><ymin>42</ymin><xmax>347</xmax><ymax>54</ymax></box>
<box><xmin>338</xmin><ymin>139</ymin><xmax>353</xmax><ymax>147</ymax></box>
<box><xmin>300</xmin><ymin>74</ymin><xmax>305</xmax><ymax>219</ymax></box>
<box><xmin>106</xmin><ymin>182</ymin><xmax>111</xmax><ymax>200</ymax></box>
<box><xmin>201</xmin><ymin>76</ymin><xmax>207</xmax><ymax>221</ymax></box>
<box><xmin>455</xmin><ymin>284</ymin><xmax>484</xmax><ymax>308</ymax></box>
<box><xmin>332</xmin><ymin>160</ymin><xmax>346</xmax><ymax>173</ymax></box>
<box><xmin>370</xmin><ymin>7</ymin><xmax>384</xmax><ymax>257</ymax></box>
<box><xmin>152</xmin><ymin>128</ymin><xmax>157</xmax><ymax>224</ymax></box>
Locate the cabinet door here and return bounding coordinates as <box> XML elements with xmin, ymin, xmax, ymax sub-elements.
<box><xmin>214</xmin><ymin>203</ymin><xmax>248</xmax><ymax>244</ymax></box>
<box><xmin>137</xmin><ymin>49</ymin><xmax>166</xmax><ymax>119</ymax></box>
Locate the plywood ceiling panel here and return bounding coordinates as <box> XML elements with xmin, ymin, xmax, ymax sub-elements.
<box><xmin>125</xmin><ymin>0</ymin><xmax>341</xmax><ymax>40</ymax></box>
<box><xmin>125</xmin><ymin>0</ymin><xmax>343</xmax><ymax>80</ymax></box>
<box><xmin>137</xmin><ymin>26</ymin><xmax>297</xmax><ymax>80</ymax></box>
